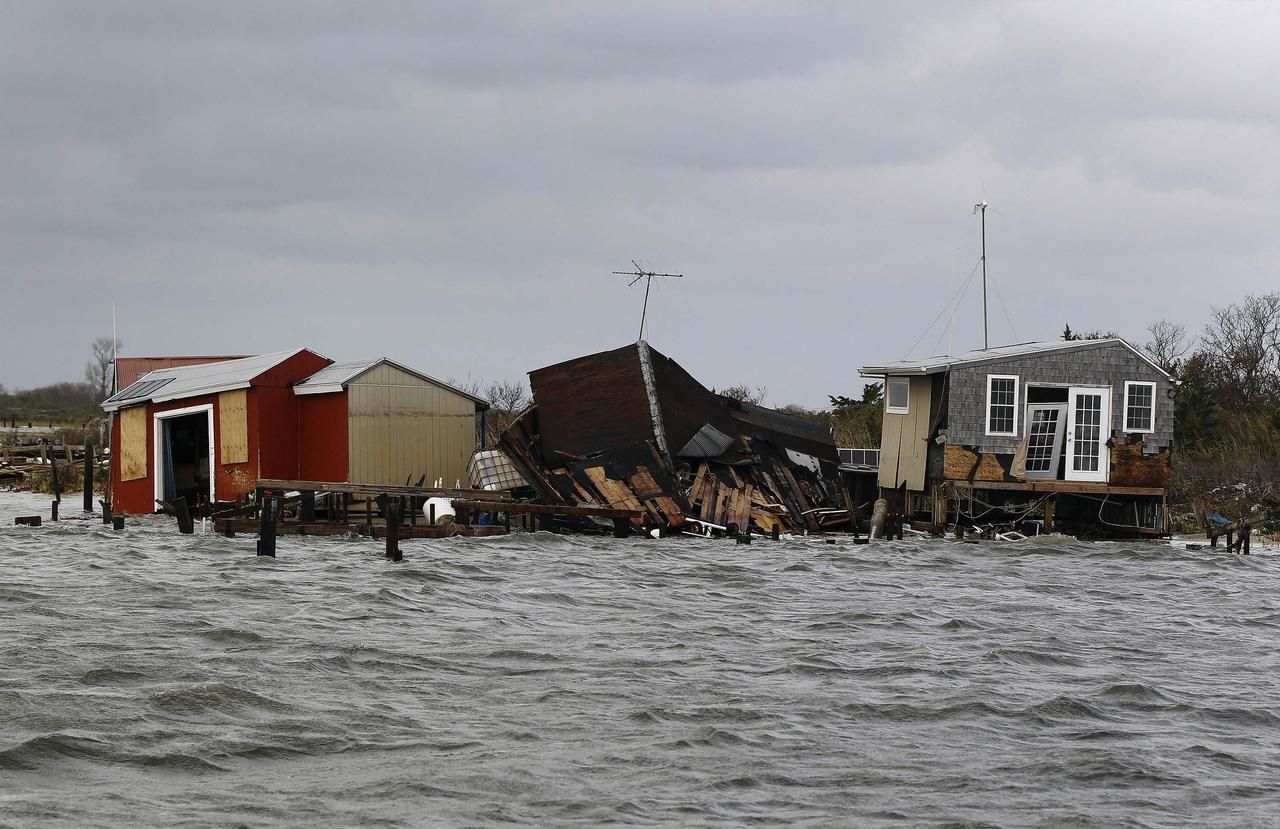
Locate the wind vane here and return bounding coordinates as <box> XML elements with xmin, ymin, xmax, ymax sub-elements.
<box><xmin>612</xmin><ymin>260</ymin><xmax>684</xmax><ymax>341</ymax></box>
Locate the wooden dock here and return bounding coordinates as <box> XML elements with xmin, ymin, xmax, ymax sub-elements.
<box><xmin>212</xmin><ymin>479</ymin><xmax>649</xmax><ymax>558</ymax></box>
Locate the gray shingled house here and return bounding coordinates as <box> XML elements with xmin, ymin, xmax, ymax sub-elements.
<box><xmin>859</xmin><ymin>339</ymin><xmax>1176</xmax><ymax>536</ymax></box>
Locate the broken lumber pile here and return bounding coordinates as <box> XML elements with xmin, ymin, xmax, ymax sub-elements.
<box><xmin>497</xmin><ymin>341</ymin><xmax>850</xmax><ymax>536</ymax></box>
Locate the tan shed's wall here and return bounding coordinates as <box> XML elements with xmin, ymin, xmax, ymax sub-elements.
<box><xmin>346</xmin><ymin>363</ymin><xmax>479</xmax><ymax>486</ymax></box>
<box><xmin>877</xmin><ymin>376</ymin><xmax>933</xmax><ymax>492</ymax></box>
<box><xmin>218</xmin><ymin>389</ymin><xmax>249</xmax><ymax>465</ymax></box>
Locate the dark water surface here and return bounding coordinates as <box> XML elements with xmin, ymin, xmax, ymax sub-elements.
<box><xmin>2</xmin><ymin>492</ymin><xmax>1278</xmax><ymax>827</ymax></box>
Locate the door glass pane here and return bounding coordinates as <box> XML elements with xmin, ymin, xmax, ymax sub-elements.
<box><xmin>1026</xmin><ymin>408</ymin><xmax>1060</xmax><ymax>473</ymax></box>
<box><xmin>1072</xmin><ymin>393</ymin><xmax>1102</xmax><ymax>472</ymax></box>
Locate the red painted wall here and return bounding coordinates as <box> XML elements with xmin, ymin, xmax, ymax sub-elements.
<box><xmin>110</xmin><ymin>349</ymin><xmax>332</xmax><ymax>514</ymax></box>
<box><xmin>298</xmin><ymin>391</ymin><xmax>350</xmax><ymax>482</ymax></box>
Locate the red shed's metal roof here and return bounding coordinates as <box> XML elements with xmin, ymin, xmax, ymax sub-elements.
<box><xmin>115</xmin><ymin>356</ymin><xmax>248</xmax><ymax>391</ymax></box>
<box><xmin>103</xmin><ymin>348</ymin><xmax>327</xmax><ymax>412</ymax></box>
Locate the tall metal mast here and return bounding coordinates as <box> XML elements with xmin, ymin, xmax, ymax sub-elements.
<box><xmin>973</xmin><ymin>201</ymin><xmax>989</xmax><ymax>349</ymax></box>
<box><xmin>611</xmin><ymin>260</ymin><xmax>684</xmax><ymax>341</ymax></box>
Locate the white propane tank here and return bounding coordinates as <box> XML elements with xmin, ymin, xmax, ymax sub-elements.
<box><xmin>424</xmin><ymin>497</ymin><xmax>455</xmax><ymax>525</ymax></box>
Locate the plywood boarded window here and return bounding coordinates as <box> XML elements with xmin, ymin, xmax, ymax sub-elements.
<box><xmin>119</xmin><ymin>405</ymin><xmax>148</xmax><ymax>481</ymax></box>
<box><xmin>219</xmin><ymin>389</ymin><xmax>249</xmax><ymax>464</ymax></box>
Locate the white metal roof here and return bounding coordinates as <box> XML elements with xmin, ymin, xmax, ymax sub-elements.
<box><xmin>102</xmin><ymin>348</ymin><xmax>319</xmax><ymax>411</ymax></box>
<box><xmin>292</xmin><ymin>357</ymin><xmax>490</xmax><ymax>407</ymax></box>
<box><xmin>291</xmin><ymin>359</ymin><xmax>381</xmax><ymax>394</ymax></box>
<box><xmin>858</xmin><ymin>339</ymin><xmax>1173</xmax><ymax>380</ymax></box>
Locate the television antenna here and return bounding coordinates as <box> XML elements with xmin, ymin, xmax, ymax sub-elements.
<box><xmin>973</xmin><ymin>201</ymin><xmax>989</xmax><ymax>349</ymax></box>
<box><xmin>612</xmin><ymin>260</ymin><xmax>683</xmax><ymax>341</ymax></box>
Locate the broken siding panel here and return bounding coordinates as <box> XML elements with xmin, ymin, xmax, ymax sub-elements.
<box><xmin>119</xmin><ymin>405</ymin><xmax>148</xmax><ymax>482</ymax></box>
<box><xmin>878</xmin><ymin>375</ymin><xmax>932</xmax><ymax>491</ymax></box>
<box><xmin>218</xmin><ymin>389</ymin><xmax>249</xmax><ymax>464</ymax></box>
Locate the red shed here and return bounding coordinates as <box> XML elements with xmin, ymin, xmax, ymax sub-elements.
<box><xmin>101</xmin><ymin>348</ymin><xmax>331</xmax><ymax>514</ymax></box>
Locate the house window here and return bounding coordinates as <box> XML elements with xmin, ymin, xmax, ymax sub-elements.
<box><xmin>886</xmin><ymin>377</ymin><xmax>909</xmax><ymax>414</ymax></box>
<box><xmin>1124</xmin><ymin>381</ymin><xmax>1156</xmax><ymax>433</ymax></box>
<box><xmin>986</xmin><ymin>375</ymin><xmax>1018</xmax><ymax>435</ymax></box>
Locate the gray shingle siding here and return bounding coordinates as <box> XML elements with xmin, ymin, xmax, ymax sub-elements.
<box><xmin>944</xmin><ymin>341</ymin><xmax>1172</xmax><ymax>454</ymax></box>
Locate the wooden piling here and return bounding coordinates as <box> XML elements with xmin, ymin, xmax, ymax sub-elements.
<box><xmin>100</xmin><ymin>499</ymin><xmax>112</xmax><ymax>525</ymax></box>
<box><xmin>612</xmin><ymin>517</ymin><xmax>629</xmax><ymax>538</ymax></box>
<box><xmin>173</xmin><ymin>496</ymin><xmax>195</xmax><ymax>534</ymax></box>
<box><xmin>83</xmin><ymin>443</ymin><xmax>93</xmax><ymax>513</ymax></box>
<box><xmin>300</xmin><ymin>491</ymin><xmax>316</xmax><ymax>523</ymax></box>
<box><xmin>1043</xmin><ymin>495</ymin><xmax>1056</xmax><ymax>535</ymax></box>
<box><xmin>385</xmin><ymin>499</ymin><xmax>402</xmax><ymax>561</ymax></box>
<box><xmin>257</xmin><ymin>497</ymin><xmax>277</xmax><ymax>557</ymax></box>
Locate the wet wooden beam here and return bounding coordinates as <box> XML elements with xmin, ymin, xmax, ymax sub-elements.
<box><xmin>947</xmin><ymin>480</ymin><xmax>1165</xmax><ymax>497</ymax></box>
<box><xmin>256</xmin><ymin>479</ymin><xmax>509</xmax><ymax>501</ymax></box>
<box><xmin>450</xmin><ymin>499</ymin><xmax>643</xmax><ymax>521</ymax></box>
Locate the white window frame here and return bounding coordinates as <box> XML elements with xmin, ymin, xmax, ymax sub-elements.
<box><xmin>985</xmin><ymin>374</ymin><xmax>1019</xmax><ymax>436</ymax></box>
<box><xmin>885</xmin><ymin>377</ymin><xmax>910</xmax><ymax>415</ymax></box>
<box><xmin>1123</xmin><ymin>380</ymin><xmax>1156</xmax><ymax>434</ymax></box>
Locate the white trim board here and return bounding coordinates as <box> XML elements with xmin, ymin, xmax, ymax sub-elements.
<box><xmin>152</xmin><ymin>404</ymin><xmax>216</xmax><ymax>508</ymax></box>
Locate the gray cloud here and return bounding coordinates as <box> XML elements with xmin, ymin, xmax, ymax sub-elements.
<box><xmin>2</xmin><ymin>1</ymin><xmax>1276</xmax><ymax>407</ymax></box>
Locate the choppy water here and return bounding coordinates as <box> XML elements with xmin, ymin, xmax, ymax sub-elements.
<box><xmin>1</xmin><ymin>491</ymin><xmax>1278</xmax><ymax>827</ymax></box>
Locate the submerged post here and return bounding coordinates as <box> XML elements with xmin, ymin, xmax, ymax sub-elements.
<box><xmin>83</xmin><ymin>444</ymin><xmax>93</xmax><ymax>513</ymax></box>
<box><xmin>173</xmin><ymin>496</ymin><xmax>195</xmax><ymax>534</ymax></box>
<box><xmin>612</xmin><ymin>517</ymin><xmax>629</xmax><ymax>538</ymax></box>
<box><xmin>100</xmin><ymin>499</ymin><xmax>112</xmax><ymax>525</ymax></box>
<box><xmin>257</xmin><ymin>496</ymin><xmax>277</xmax><ymax>557</ymax></box>
<box><xmin>385</xmin><ymin>499</ymin><xmax>402</xmax><ymax>562</ymax></box>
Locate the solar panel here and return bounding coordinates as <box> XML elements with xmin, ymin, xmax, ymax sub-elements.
<box><xmin>108</xmin><ymin>376</ymin><xmax>175</xmax><ymax>403</ymax></box>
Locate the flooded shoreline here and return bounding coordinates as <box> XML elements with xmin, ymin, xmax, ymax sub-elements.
<box><xmin>2</xmin><ymin>491</ymin><xmax>1278</xmax><ymax>826</ymax></box>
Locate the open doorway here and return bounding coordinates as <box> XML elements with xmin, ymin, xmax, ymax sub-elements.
<box><xmin>154</xmin><ymin>405</ymin><xmax>215</xmax><ymax>509</ymax></box>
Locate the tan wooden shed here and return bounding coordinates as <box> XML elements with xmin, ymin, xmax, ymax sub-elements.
<box><xmin>295</xmin><ymin>358</ymin><xmax>489</xmax><ymax>488</ymax></box>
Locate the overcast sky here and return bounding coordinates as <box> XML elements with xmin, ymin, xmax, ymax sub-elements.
<box><xmin>3</xmin><ymin>1</ymin><xmax>1277</xmax><ymax>407</ymax></box>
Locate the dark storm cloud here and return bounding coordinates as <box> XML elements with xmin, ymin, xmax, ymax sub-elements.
<box><xmin>2</xmin><ymin>2</ymin><xmax>1276</xmax><ymax>407</ymax></box>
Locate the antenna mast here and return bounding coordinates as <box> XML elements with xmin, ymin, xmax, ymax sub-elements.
<box><xmin>611</xmin><ymin>260</ymin><xmax>684</xmax><ymax>341</ymax></box>
<box><xmin>973</xmin><ymin>201</ymin><xmax>989</xmax><ymax>349</ymax></box>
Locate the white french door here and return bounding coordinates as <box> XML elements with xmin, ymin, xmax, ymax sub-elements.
<box><xmin>1023</xmin><ymin>403</ymin><xmax>1067</xmax><ymax>480</ymax></box>
<box><xmin>1065</xmin><ymin>388</ymin><xmax>1110</xmax><ymax>482</ymax></box>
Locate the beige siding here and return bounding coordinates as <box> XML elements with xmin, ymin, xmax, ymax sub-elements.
<box><xmin>119</xmin><ymin>405</ymin><xmax>148</xmax><ymax>481</ymax></box>
<box><xmin>218</xmin><ymin>389</ymin><xmax>249</xmax><ymax>464</ymax></box>
<box><xmin>877</xmin><ymin>376</ymin><xmax>933</xmax><ymax>492</ymax></box>
<box><xmin>346</xmin><ymin>365</ymin><xmax>479</xmax><ymax>486</ymax></box>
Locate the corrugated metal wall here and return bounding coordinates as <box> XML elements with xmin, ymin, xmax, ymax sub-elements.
<box><xmin>347</xmin><ymin>363</ymin><xmax>479</xmax><ymax>486</ymax></box>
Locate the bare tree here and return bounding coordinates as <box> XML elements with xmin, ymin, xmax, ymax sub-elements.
<box><xmin>1197</xmin><ymin>292</ymin><xmax>1280</xmax><ymax>410</ymax></box>
<box><xmin>84</xmin><ymin>336</ymin><xmax>121</xmax><ymax>402</ymax></box>
<box><xmin>1143</xmin><ymin>319</ymin><xmax>1189</xmax><ymax>375</ymax></box>
<box><xmin>445</xmin><ymin>376</ymin><xmax>532</xmax><ymax>447</ymax></box>
<box><xmin>718</xmin><ymin>383</ymin><xmax>768</xmax><ymax>405</ymax></box>
<box><xmin>483</xmin><ymin>379</ymin><xmax>531</xmax><ymax>443</ymax></box>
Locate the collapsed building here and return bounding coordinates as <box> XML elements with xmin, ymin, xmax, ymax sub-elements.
<box><xmin>499</xmin><ymin>341</ymin><xmax>850</xmax><ymax>534</ymax></box>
